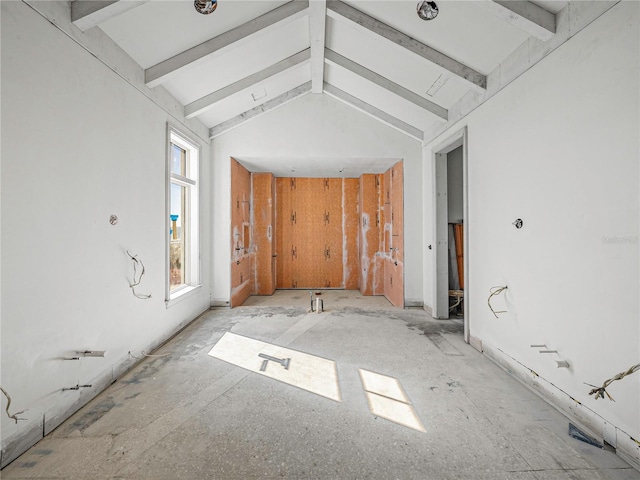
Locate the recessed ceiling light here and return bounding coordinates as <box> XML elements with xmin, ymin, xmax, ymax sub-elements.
<box><xmin>417</xmin><ymin>1</ymin><xmax>438</xmax><ymax>21</ymax></box>
<box><xmin>194</xmin><ymin>0</ymin><xmax>217</xmax><ymax>15</ymax></box>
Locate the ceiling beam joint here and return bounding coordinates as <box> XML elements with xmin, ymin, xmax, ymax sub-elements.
<box><xmin>484</xmin><ymin>1</ymin><xmax>556</xmax><ymax>41</ymax></box>
<box><xmin>309</xmin><ymin>0</ymin><xmax>327</xmax><ymax>94</ymax></box>
<box><xmin>71</xmin><ymin>1</ymin><xmax>149</xmax><ymax>31</ymax></box>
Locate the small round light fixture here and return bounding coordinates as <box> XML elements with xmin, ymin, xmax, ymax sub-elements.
<box><xmin>194</xmin><ymin>0</ymin><xmax>217</xmax><ymax>15</ymax></box>
<box><xmin>417</xmin><ymin>1</ymin><xmax>438</xmax><ymax>20</ymax></box>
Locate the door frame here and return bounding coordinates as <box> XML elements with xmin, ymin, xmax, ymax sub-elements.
<box><xmin>432</xmin><ymin>127</ymin><xmax>469</xmax><ymax>342</ymax></box>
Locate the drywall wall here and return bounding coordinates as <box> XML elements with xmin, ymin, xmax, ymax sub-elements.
<box><xmin>0</xmin><ymin>1</ymin><xmax>211</xmax><ymax>466</ymax></box>
<box><xmin>211</xmin><ymin>94</ymin><xmax>422</xmax><ymax>305</ymax></box>
<box><xmin>423</xmin><ymin>1</ymin><xmax>639</xmax><ymax>464</ymax></box>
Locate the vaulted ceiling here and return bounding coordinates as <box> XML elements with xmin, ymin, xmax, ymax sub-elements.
<box><xmin>71</xmin><ymin>0</ymin><xmax>567</xmax><ymax>143</ymax></box>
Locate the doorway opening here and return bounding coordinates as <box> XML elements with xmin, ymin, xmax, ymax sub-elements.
<box><xmin>433</xmin><ymin>128</ymin><xmax>468</xmax><ymax>342</ymax></box>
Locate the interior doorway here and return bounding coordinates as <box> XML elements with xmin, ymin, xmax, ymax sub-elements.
<box><xmin>433</xmin><ymin>128</ymin><xmax>468</xmax><ymax>341</ymax></box>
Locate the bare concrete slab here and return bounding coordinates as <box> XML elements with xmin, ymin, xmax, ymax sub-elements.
<box><xmin>2</xmin><ymin>294</ymin><xmax>639</xmax><ymax>479</ymax></box>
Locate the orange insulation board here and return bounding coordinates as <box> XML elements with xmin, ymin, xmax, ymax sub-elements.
<box><xmin>230</xmin><ymin>158</ymin><xmax>253</xmax><ymax>307</ymax></box>
<box><xmin>359</xmin><ymin>174</ymin><xmax>381</xmax><ymax>295</ymax></box>
<box><xmin>454</xmin><ymin>223</ymin><xmax>464</xmax><ymax>290</ymax></box>
<box><xmin>235</xmin><ymin>163</ymin><xmax>403</xmax><ymax>305</ymax></box>
<box><xmin>343</xmin><ymin>178</ymin><xmax>359</xmax><ymax>290</ymax></box>
<box><xmin>275</xmin><ymin>177</ymin><xmax>359</xmax><ymax>289</ymax></box>
<box><xmin>384</xmin><ymin>162</ymin><xmax>404</xmax><ymax>307</ymax></box>
<box><xmin>251</xmin><ymin>172</ymin><xmax>276</xmax><ymax>295</ymax></box>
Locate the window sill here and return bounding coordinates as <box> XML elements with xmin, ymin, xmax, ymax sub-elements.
<box><xmin>166</xmin><ymin>284</ymin><xmax>202</xmax><ymax>309</ymax></box>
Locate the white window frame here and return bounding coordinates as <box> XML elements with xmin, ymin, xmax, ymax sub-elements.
<box><xmin>166</xmin><ymin>124</ymin><xmax>201</xmax><ymax>305</ymax></box>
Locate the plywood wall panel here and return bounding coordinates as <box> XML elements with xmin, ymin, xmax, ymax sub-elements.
<box><xmin>343</xmin><ymin>178</ymin><xmax>359</xmax><ymax>290</ymax></box>
<box><xmin>359</xmin><ymin>174</ymin><xmax>380</xmax><ymax>295</ymax></box>
<box><xmin>230</xmin><ymin>255</ymin><xmax>252</xmax><ymax>307</ymax></box>
<box><xmin>289</xmin><ymin>178</ymin><xmax>308</xmax><ymax>287</ymax></box>
<box><xmin>324</xmin><ymin>178</ymin><xmax>343</xmax><ymax>288</ymax></box>
<box><xmin>231</xmin><ymin>255</ymin><xmax>251</xmax><ymax>307</ymax></box>
<box><xmin>372</xmin><ymin>254</ymin><xmax>385</xmax><ymax>295</ymax></box>
<box><xmin>391</xmin><ymin>162</ymin><xmax>404</xmax><ymax>264</ymax></box>
<box><xmin>384</xmin><ymin>258</ymin><xmax>404</xmax><ymax>308</ymax></box>
<box><xmin>230</xmin><ymin>158</ymin><xmax>253</xmax><ymax>306</ymax></box>
<box><xmin>276</xmin><ymin>178</ymin><xmax>293</xmax><ymax>288</ymax></box>
<box><xmin>273</xmin><ymin>169</ymin><xmax>402</xmax><ymax>299</ymax></box>
<box><xmin>231</xmin><ymin>158</ymin><xmax>251</xmax><ymax>258</ymax></box>
<box><xmin>384</xmin><ymin>161</ymin><xmax>404</xmax><ymax>307</ymax></box>
<box><xmin>382</xmin><ymin>169</ymin><xmax>391</xmax><ymax>255</ymax></box>
<box><xmin>252</xmin><ymin>173</ymin><xmax>275</xmax><ymax>295</ymax></box>
<box><xmin>276</xmin><ymin>177</ymin><xmax>346</xmax><ymax>288</ymax></box>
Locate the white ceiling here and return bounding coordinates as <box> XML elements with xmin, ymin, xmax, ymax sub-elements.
<box><xmin>100</xmin><ymin>1</ymin><xmax>291</xmax><ymax>69</ymax></box>
<box><xmin>344</xmin><ymin>1</ymin><xmax>531</xmax><ymax>75</ymax></box>
<box><xmin>83</xmin><ymin>0</ymin><xmax>567</xmax><ymax>175</ymax></box>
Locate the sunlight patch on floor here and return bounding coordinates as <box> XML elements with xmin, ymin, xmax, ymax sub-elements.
<box><xmin>359</xmin><ymin>369</ymin><xmax>425</xmax><ymax>432</ymax></box>
<box><xmin>208</xmin><ymin>332</ymin><xmax>342</xmax><ymax>402</ymax></box>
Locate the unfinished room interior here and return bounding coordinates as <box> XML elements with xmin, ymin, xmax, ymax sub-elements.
<box><xmin>1</xmin><ymin>0</ymin><xmax>639</xmax><ymax>478</ymax></box>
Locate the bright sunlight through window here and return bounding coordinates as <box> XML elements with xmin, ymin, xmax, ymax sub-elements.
<box><xmin>167</xmin><ymin>125</ymin><xmax>200</xmax><ymax>303</ymax></box>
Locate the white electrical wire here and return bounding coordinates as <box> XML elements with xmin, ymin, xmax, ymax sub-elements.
<box><xmin>126</xmin><ymin>250</ymin><xmax>151</xmax><ymax>299</ymax></box>
<box><xmin>587</xmin><ymin>363</ymin><xmax>640</xmax><ymax>401</ymax></box>
<box><xmin>0</xmin><ymin>386</ymin><xmax>27</xmax><ymax>424</ymax></box>
<box><xmin>487</xmin><ymin>285</ymin><xmax>508</xmax><ymax>318</ymax></box>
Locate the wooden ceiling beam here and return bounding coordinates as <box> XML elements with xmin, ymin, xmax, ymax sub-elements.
<box><xmin>483</xmin><ymin>1</ymin><xmax>556</xmax><ymax>42</ymax></box>
<box><xmin>209</xmin><ymin>82</ymin><xmax>312</xmax><ymax>138</ymax></box>
<box><xmin>309</xmin><ymin>0</ymin><xmax>327</xmax><ymax>94</ymax></box>
<box><xmin>71</xmin><ymin>1</ymin><xmax>149</xmax><ymax>31</ymax></box>
<box><xmin>327</xmin><ymin>1</ymin><xmax>486</xmax><ymax>91</ymax></box>
<box><xmin>323</xmin><ymin>83</ymin><xmax>423</xmax><ymax>141</ymax></box>
<box><xmin>325</xmin><ymin>49</ymin><xmax>448</xmax><ymax>121</ymax></box>
<box><xmin>146</xmin><ymin>1</ymin><xmax>309</xmax><ymax>88</ymax></box>
<box><xmin>186</xmin><ymin>49</ymin><xmax>310</xmax><ymax>119</ymax></box>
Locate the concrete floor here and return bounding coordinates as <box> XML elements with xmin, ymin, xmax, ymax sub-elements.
<box><xmin>3</xmin><ymin>291</ymin><xmax>639</xmax><ymax>479</ymax></box>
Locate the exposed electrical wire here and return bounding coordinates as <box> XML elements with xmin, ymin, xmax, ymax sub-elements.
<box><xmin>0</xmin><ymin>386</ymin><xmax>27</xmax><ymax>424</ymax></box>
<box><xmin>487</xmin><ymin>285</ymin><xmax>508</xmax><ymax>318</ymax></box>
<box><xmin>586</xmin><ymin>363</ymin><xmax>640</xmax><ymax>401</ymax></box>
<box><xmin>126</xmin><ymin>250</ymin><xmax>151</xmax><ymax>299</ymax></box>
<box><xmin>128</xmin><ymin>351</ymin><xmax>171</xmax><ymax>360</ymax></box>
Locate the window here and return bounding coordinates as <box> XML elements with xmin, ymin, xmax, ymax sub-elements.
<box><xmin>167</xmin><ymin>125</ymin><xmax>200</xmax><ymax>302</ymax></box>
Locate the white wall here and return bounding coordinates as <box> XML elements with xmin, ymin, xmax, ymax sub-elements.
<box><xmin>424</xmin><ymin>1</ymin><xmax>639</xmax><ymax>463</ymax></box>
<box><xmin>1</xmin><ymin>2</ymin><xmax>211</xmax><ymax>465</ymax></box>
<box><xmin>212</xmin><ymin>94</ymin><xmax>423</xmax><ymax>305</ymax></box>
